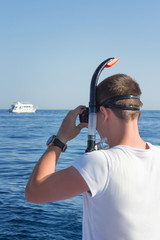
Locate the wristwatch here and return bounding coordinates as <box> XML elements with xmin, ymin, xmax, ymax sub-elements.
<box><xmin>46</xmin><ymin>135</ymin><xmax>67</xmax><ymax>152</ymax></box>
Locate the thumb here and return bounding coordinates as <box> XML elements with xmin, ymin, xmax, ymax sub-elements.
<box><xmin>77</xmin><ymin>122</ymin><xmax>88</xmax><ymax>132</ymax></box>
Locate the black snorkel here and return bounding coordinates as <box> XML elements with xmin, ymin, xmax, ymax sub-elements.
<box><xmin>79</xmin><ymin>57</ymin><xmax>142</xmax><ymax>152</ymax></box>
<box><xmin>85</xmin><ymin>57</ymin><xmax>119</xmax><ymax>152</ymax></box>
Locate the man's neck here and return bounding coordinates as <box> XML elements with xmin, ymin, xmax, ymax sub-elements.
<box><xmin>107</xmin><ymin>117</ymin><xmax>147</xmax><ymax>150</ymax></box>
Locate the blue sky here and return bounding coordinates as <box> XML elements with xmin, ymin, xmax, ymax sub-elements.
<box><xmin>0</xmin><ymin>0</ymin><xmax>160</xmax><ymax>110</ymax></box>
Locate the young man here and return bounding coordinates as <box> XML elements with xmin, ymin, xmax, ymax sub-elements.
<box><xmin>25</xmin><ymin>74</ymin><xmax>160</xmax><ymax>240</ymax></box>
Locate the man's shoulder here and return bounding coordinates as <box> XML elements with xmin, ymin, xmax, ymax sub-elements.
<box><xmin>150</xmin><ymin>144</ymin><xmax>160</xmax><ymax>151</ymax></box>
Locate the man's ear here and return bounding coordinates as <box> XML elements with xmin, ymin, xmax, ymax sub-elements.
<box><xmin>99</xmin><ymin>106</ymin><xmax>110</xmax><ymax>122</ymax></box>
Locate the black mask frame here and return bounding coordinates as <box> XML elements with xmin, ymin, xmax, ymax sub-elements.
<box><xmin>97</xmin><ymin>95</ymin><xmax>140</xmax><ymax>111</ymax></box>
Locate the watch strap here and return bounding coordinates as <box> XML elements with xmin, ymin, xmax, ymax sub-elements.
<box><xmin>53</xmin><ymin>137</ymin><xmax>67</xmax><ymax>152</ymax></box>
<box><xmin>47</xmin><ymin>135</ymin><xmax>67</xmax><ymax>152</ymax></box>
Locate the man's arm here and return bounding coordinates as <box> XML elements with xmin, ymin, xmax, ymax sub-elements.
<box><xmin>25</xmin><ymin>106</ymin><xmax>89</xmax><ymax>204</ymax></box>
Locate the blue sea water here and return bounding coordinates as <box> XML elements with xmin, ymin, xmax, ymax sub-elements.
<box><xmin>0</xmin><ymin>109</ymin><xmax>160</xmax><ymax>240</ymax></box>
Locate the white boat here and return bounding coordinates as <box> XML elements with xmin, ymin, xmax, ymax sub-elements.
<box><xmin>8</xmin><ymin>102</ymin><xmax>37</xmax><ymax>113</ymax></box>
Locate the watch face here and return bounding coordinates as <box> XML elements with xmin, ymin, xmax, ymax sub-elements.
<box><xmin>46</xmin><ymin>135</ymin><xmax>56</xmax><ymax>145</ymax></box>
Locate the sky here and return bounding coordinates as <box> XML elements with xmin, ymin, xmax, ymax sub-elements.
<box><xmin>0</xmin><ymin>0</ymin><xmax>160</xmax><ymax>110</ymax></box>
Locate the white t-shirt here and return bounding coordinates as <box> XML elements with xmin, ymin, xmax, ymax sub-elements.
<box><xmin>72</xmin><ymin>143</ymin><xmax>160</xmax><ymax>240</ymax></box>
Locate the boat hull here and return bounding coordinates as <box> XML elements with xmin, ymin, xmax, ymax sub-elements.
<box><xmin>9</xmin><ymin>109</ymin><xmax>36</xmax><ymax>113</ymax></box>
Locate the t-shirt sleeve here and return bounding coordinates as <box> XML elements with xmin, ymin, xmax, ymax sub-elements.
<box><xmin>72</xmin><ymin>150</ymin><xmax>109</xmax><ymax>198</ymax></box>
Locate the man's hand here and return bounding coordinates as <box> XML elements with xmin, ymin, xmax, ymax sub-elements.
<box><xmin>57</xmin><ymin>105</ymin><xmax>88</xmax><ymax>144</ymax></box>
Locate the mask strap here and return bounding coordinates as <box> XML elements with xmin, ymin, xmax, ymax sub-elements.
<box><xmin>97</xmin><ymin>95</ymin><xmax>140</xmax><ymax>111</ymax></box>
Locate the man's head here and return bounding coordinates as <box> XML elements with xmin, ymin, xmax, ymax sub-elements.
<box><xmin>96</xmin><ymin>74</ymin><xmax>143</xmax><ymax>120</ymax></box>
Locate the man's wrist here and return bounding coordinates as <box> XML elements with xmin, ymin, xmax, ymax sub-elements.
<box><xmin>46</xmin><ymin>135</ymin><xmax>67</xmax><ymax>152</ymax></box>
<box><xmin>56</xmin><ymin>134</ymin><xmax>68</xmax><ymax>144</ymax></box>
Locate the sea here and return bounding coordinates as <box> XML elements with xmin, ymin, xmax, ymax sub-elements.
<box><xmin>0</xmin><ymin>109</ymin><xmax>160</xmax><ymax>240</ymax></box>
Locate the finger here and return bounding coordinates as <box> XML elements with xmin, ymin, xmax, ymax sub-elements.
<box><xmin>68</xmin><ymin>105</ymin><xmax>86</xmax><ymax>121</ymax></box>
<box><xmin>74</xmin><ymin>105</ymin><xmax>86</xmax><ymax>115</ymax></box>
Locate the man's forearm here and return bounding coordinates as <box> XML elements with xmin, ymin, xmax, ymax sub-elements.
<box><xmin>25</xmin><ymin>146</ymin><xmax>61</xmax><ymax>203</ymax></box>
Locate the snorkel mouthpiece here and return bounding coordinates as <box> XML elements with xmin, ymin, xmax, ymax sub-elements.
<box><xmin>86</xmin><ymin>57</ymin><xmax>119</xmax><ymax>152</ymax></box>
